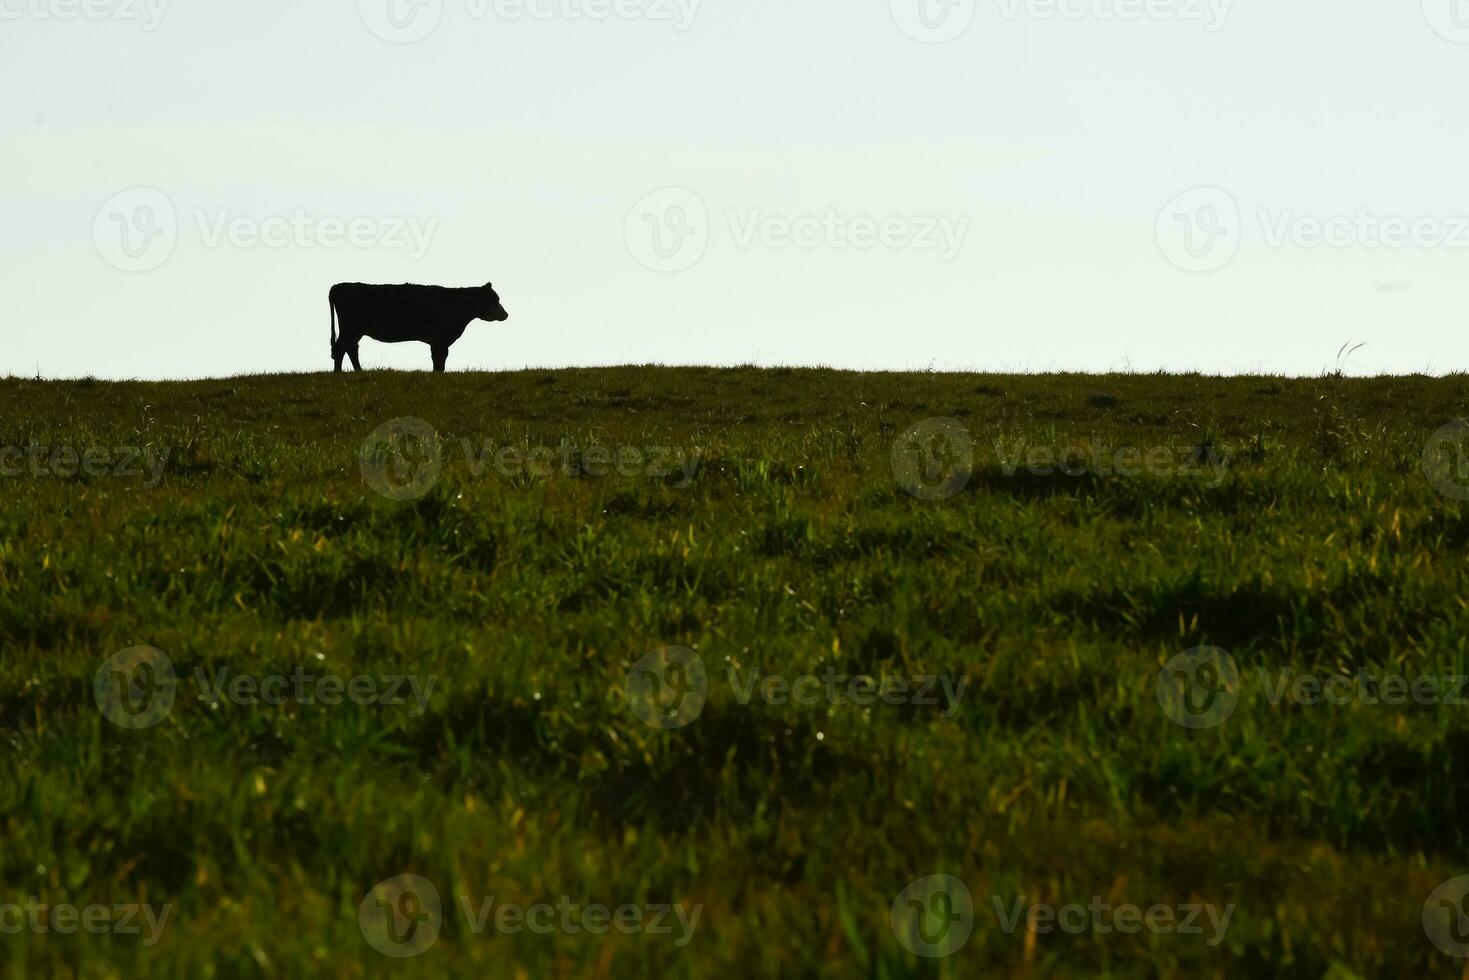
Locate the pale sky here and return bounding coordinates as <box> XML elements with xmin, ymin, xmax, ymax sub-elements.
<box><xmin>2</xmin><ymin>0</ymin><xmax>1466</xmax><ymax>377</ymax></box>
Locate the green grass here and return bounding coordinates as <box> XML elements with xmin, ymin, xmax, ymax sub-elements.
<box><xmin>3</xmin><ymin>367</ymin><xmax>1469</xmax><ymax>978</ymax></box>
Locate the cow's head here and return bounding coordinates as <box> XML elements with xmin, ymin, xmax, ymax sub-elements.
<box><xmin>480</xmin><ymin>282</ymin><xmax>509</xmax><ymax>322</ymax></box>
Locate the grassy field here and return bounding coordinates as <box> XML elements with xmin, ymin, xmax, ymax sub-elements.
<box><xmin>3</xmin><ymin>367</ymin><xmax>1469</xmax><ymax>978</ymax></box>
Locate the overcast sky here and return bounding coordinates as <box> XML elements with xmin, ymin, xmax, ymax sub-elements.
<box><xmin>2</xmin><ymin>0</ymin><xmax>1466</xmax><ymax>377</ymax></box>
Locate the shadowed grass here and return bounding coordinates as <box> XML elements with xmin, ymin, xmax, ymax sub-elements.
<box><xmin>2</xmin><ymin>367</ymin><xmax>1469</xmax><ymax>977</ymax></box>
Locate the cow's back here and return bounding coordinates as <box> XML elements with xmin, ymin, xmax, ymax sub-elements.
<box><xmin>331</xmin><ymin>283</ymin><xmax>469</xmax><ymax>342</ymax></box>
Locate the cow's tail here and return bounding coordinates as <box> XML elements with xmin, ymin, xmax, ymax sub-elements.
<box><xmin>329</xmin><ymin>293</ymin><xmax>338</xmax><ymax>356</ymax></box>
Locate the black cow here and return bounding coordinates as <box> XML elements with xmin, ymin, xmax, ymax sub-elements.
<box><xmin>329</xmin><ymin>281</ymin><xmax>510</xmax><ymax>373</ymax></box>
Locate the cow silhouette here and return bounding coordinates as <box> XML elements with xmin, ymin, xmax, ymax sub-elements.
<box><xmin>329</xmin><ymin>281</ymin><xmax>510</xmax><ymax>373</ymax></box>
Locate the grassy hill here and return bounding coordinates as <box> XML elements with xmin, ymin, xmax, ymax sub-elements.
<box><xmin>3</xmin><ymin>367</ymin><xmax>1469</xmax><ymax>977</ymax></box>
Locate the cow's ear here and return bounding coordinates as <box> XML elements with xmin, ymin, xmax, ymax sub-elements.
<box><xmin>484</xmin><ymin>281</ymin><xmax>494</xmax><ymax>289</ymax></box>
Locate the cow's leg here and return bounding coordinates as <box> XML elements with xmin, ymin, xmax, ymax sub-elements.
<box><xmin>332</xmin><ymin>339</ymin><xmax>345</xmax><ymax>373</ymax></box>
<box><xmin>431</xmin><ymin>344</ymin><xmax>448</xmax><ymax>373</ymax></box>
<box><xmin>348</xmin><ymin>340</ymin><xmax>364</xmax><ymax>372</ymax></box>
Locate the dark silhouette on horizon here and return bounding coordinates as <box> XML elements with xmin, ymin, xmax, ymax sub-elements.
<box><xmin>329</xmin><ymin>282</ymin><xmax>510</xmax><ymax>373</ymax></box>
